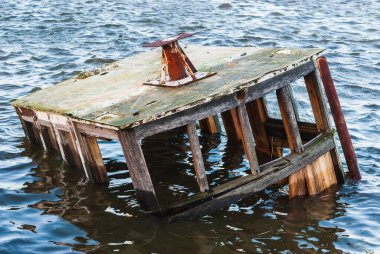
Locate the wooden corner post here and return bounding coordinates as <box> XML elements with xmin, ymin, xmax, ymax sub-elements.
<box><xmin>304</xmin><ymin>63</ymin><xmax>345</xmax><ymax>183</ymax></box>
<box><xmin>118</xmin><ymin>129</ymin><xmax>159</xmax><ymax>211</ymax></box>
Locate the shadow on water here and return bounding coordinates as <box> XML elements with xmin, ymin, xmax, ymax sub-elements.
<box><xmin>20</xmin><ymin>130</ymin><xmax>347</xmax><ymax>253</ymax></box>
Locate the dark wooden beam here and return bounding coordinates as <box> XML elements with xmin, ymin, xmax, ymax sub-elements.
<box><xmin>199</xmin><ymin>115</ymin><xmax>221</xmax><ymax>134</ymax></box>
<box><xmin>134</xmin><ymin>61</ymin><xmax>315</xmax><ymax>139</ymax></box>
<box><xmin>305</xmin><ymin>64</ymin><xmax>345</xmax><ymax>183</ymax></box>
<box><xmin>169</xmin><ymin>132</ymin><xmax>335</xmax><ymax>220</ymax></box>
<box><xmin>187</xmin><ymin>123</ymin><xmax>209</xmax><ymax>192</ymax></box>
<box><xmin>236</xmin><ymin>104</ymin><xmax>260</xmax><ymax>174</ymax></box>
<box><xmin>118</xmin><ymin>130</ymin><xmax>159</xmax><ymax>211</ymax></box>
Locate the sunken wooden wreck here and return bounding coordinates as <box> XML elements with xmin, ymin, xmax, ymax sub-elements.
<box><xmin>13</xmin><ymin>34</ymin><xmax>360</xmax><ymax>220</ymax></box>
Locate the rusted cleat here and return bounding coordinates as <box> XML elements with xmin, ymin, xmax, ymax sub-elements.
<box><xmin>143</xmin><ymin>33</ymin><xmax>216</xmax><ymax>87</ymax></box>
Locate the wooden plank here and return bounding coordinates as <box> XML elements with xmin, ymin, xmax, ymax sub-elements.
<box><xmin>305</xmin><ymin>64</ymin><xmax>345</xmax><ymax>183</ymax></box>
<box><xmin>40</xmin><ymin>125</ymin><xmax>56</xmax><ymax>152</ymax></box>
<box><xmin>264</xmin><ymin>118</ymin><xmax>319</xmax><ymax>147</ymax></box>
<box><xmin>69</xmin><ymin>121</ymin><xmax>108</xmax><ymax>183</ymax></box>
<box><xmin>118</xmin><ymin>130</ymin><xmax>159</xmax><ymax>211</ymax></box>
<box><xmin>199</xmin><ymin>115</ymin><xmax>221</xmax><ymax>134</ymax></box>
<box><xmin>186</xmin><ymin>123</ymin><xmax>209</xmax><ymax>192</ymax></box>
<box><xmin>85</xmin><ymin>137</ymin><xmax>109</xmax><ymax>183</ymax></box>
<box><xmin>169</xmin><ymin>133</ymin><xmax>335</xmax><ymax>220</ymax></box>
<box><xmin>276</xmin><ymin>85</ymin><xmax>304</xmax><ymax>153</ymax></box>
<box><xmin>134</xmin><ymin>61</ymin><xmax>315</xmax><ymax>139</ymax></box>
<box><xmin>304</xmin><ymin>152</ymin><xmax>337</xmax><ymax>195</ymax></box>
<box><xmin>221</xmin><ymin>108</ymin><xmax>243</xmax><ymax>141</ymax></box>
<box><xmin>304</xmin><ymin>70</ymin><xmax>331</xmax><ymax>132</ymax></box>
<box><xmin>13</xmin><ymin>47</ymin><xmax>322</xmax><ymax>130</ymax></box>
<box><xmin>59</xmin><ymin>130</ymin><xmax>82</xmax><ymax>168</ymax></box>
<box><xmin>276</xmin><ymin>85</ymin><xmax>306</xmax><ymax>197</ymax></box>
<box><xmin>75</xmin><ymin>122</ymin><xmax>118</xmax><ymax>140</ymax></box>
<box><xmin>236</xmin><ymin>104</ymin><xmax>260</xmax><ymax>174</ymax></box>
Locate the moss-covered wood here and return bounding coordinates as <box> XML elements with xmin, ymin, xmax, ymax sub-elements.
<box><xmin>13</xmin><ymin>46</ymin><xmax>323</xmax><ymax>130</ymax></box>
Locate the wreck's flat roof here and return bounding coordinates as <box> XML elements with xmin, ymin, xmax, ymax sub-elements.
<box><xmin>13</xmin><ymin>45</ymin><xmax>323</xmax><ymax>129</ymax></box>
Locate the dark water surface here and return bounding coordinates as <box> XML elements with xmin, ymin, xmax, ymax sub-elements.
<box><xmin>1</xmin><ymin>0</ymin><xmax>380</xmax><ymax>253</ymax></box>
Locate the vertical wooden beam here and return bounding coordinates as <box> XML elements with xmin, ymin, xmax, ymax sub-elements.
<box><xmin>69</xmin><ymin>121</ymin><xmax>108</xmax><ymax>183</ymax></box>
<box><xmin>49</xmin><ymin>122</ymin><xmax>68</xmax><ymax>162</ymax></box>
<box><xmin>236</xmin><ymin>104</ymin><xmax>260</xmax><ymax>174</ymax></box>
<box><xmin>276</xmin><ymin>85</ymin><xmax>304</xmax><ymax>153</ymax></box>
<box><xmin>221</xmin><ymin>108</ymin><xmax>243</xmax><ymax>141</ymax></box>
<box><xmin>246</xmin><ymin>98</ymin><xmax>282</xmax><ymax>163</ymax></box>
<box><xmin>187</xmin><ymin>123</ymin><xmax>209</xmax><ymax>192</ymax></box>
<box><xmin>199</xmin><ymin>115</ymin><xmax>221</xmax><ymax>134</ymax></box>
<box><xmin>304</xmin><ymin>67</ymin><xmax>345</xmax><ymax>183</ymax></box>
<box><xmin>40</xmin><ymin>125</ymin><xmax>55</xmax><ymax>152</ymax></box>
<box><xmin>277</xmin><ymin>85</ymin><xmax>306</xmax><ymax>197</ymax></box>
<box><xmin>118</xmin><ymin>129</ymin><xmax>159</xmax><ymax>211</ymax></box>
<box><xmin>59</xmin><ymin>130</ymin><xmax>82</xmax><ymax>168</ymax></box>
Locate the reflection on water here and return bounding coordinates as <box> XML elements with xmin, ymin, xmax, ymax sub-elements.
<box><xmin>1</xmin><ymin>0</ymin><xmax>380</xmax><ymax>253</ymax></box>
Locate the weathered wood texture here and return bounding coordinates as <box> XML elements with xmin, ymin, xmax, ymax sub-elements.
<box><xmin>13</xmin><ymin>46</ymin><xmax>323</xmax><ymax>131</ymax></box>
<box><xmin>199</xmin><ymin>115</ymin><xmax>221</xmax><ymax>134</ymax></box>
<box><xmin>276</xmin><ymin>85</ymin><xmax>304</xmax><ymax>153</ymax></box>
<box><xmin>169</xmin><ymin>133</ymin><xmax>335</xmax><ymax>220</ymax></box>
<box><xmin>186</xmin><ymin>123</ymin><xmax>209</xmax><ymax>192</ymax></box>
<box><xmin>221</xmin><ymin>108</ymin><xmax>243</xmax><ymax>141</ymax></box>
<box><xmin>246</xmin><ymin>98</ymin><xmax>282</xmax><ymax>163</ymax></box>
<box><xmin>118</xmin><ymin>130</ymin><xmax>159</xmax><ymax>211</ymax></box>
<box><xmin>276</xmin><ymin>85</ymin><xmax>308</xmax><ymax>197</ymax></box>
<box><xmin>69</xmin><ymin>122</ymin><xmax>108</xmax><ymax>183</ymax></box>
<box><xmin>304</xmin><ymin>65</ymin><xmax>345</xmax><ymax>183</ymax></box>
<box><xmin>236</xmin><ymin>104</ymin><xmax>260</xmax><ymax>174</ymax></box>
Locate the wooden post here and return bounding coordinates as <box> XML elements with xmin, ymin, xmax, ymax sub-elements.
<box><xmin>236</xmin><ymin>105</ymin><xmax>260</xmax><ymax>174</ymax></box>
<box><xmin>316</xmin><ymin>57</ymin><xmax>361</xmax><ymax>180</ymax></box>
<box><xmin>69</xmin><ymin>121</ymin><xmax>109</xmax><ymax>183</ymax></box>
<box><xmin>246</xmin><ymin>98</ymin><xmax>282</xmax><ymax>163</ymax></box>
<box><xmin>187</xmin><ymin>123</ymin><xmax>209</xmax><ymax>192</ymax></box>
<box><xmin>199</xmin><ymin>115</ymin><xmax>221</xmax><ymax>134</ymax></box>
<box><xmin>277</xmin><ymin>85</ymin><xmax>306</xmax><ymax>197</ymax></box>
<box><xmin>118</xmin><ymin>130</ymin><xmax>159</xmax><ymax>211</ymax></box>
<box><xmin>276</xmin><ymin>85</ymin><xmax>304</xmax><ymax>153</ymax></box>
<box><xmin>59</xmin><ymin>130</ymin><xmax>82</xmax><ymax>168</ymax></box>
<box><xmin>304</xmin><ymin>68</ymin><xmax>345</xmax><ymax>183</ymax></box>
<box><xmin>221</xmin><ymin>108</ymin><xmax>243</xmax><ymax>141</ymax></box>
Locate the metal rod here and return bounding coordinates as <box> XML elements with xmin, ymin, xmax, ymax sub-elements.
<box><xmin>316</xmin><ymin>56</ymin><xmax>361</xmax><ymax>180</ymax></box>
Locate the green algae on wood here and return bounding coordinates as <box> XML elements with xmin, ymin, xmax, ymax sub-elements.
<box><xmin>13</xmin><ymin>45</ymin><xmax>324</xmax><ymax>130</ymax></box>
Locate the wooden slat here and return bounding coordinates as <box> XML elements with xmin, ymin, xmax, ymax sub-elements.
<box><xmin>75</xmin><ymin>122</ymin><xmax>118</xmax><ymax>140</ymax></box>
<box><xmin>85</xmin><ymin>137</ymin><xmax>109</xmax><ymax>183</ymax></box>
<box><xmin>276</xmin><ymin>85</ymin><xmax>304</xmax><ymax>153</ymax></box>
<box><xmin>59</xmin><ymin>130</ymin><xmax>82</xmax><ymax>168</ymax></box>
<box><xmin>134</xmin><ymin>61</ymin><xmax>315</xmax><ymax>139</ymax></box>
<box><xmin>276</xmin><ymin>85</ymin><xmax>306</xmax><ymax>197</ymax></box>
<box><xmin>221</xmin><ymin>108</ymin><xmax>243</xmax><ymax>141</ymax></box>
<box><xmin>304</xmin><ymin>65</ymin><xmax>345</xmax><ymax>183</ymax></box>
<box><xmin>186</xmin><ymin>123</ymin><xmax>209</xmax><ymax>192</ymax></box>
<box><xmin>304</xmin><ymin>70</ymin><xmax>331</xmax><ymax>132</ymax></box>
<box><xmin>236</xmin><ymin>104</ymin><xmax>260</xmax><ymax>174</ymax></box>
<box><xmin>199</xmin><ymin>115</ymin><xmax>221</xmax><ymax>134</ymax></box>
<box><xmin>265</xmin><ymin>118</ymin><xmax>319</xmax><ymax>147</ymax></box>
<box><xmin>69</xmin><ymin>121</ymin><xmax>108</xmax><ymax>183</ymax></box>
<box><xmin>118</xmin><ymin>130</ymin><xmax>159</xmax><ymax>211</ymax></box>
<box><xmin>169</xmin><ymin>132</ymin><xmax>335</xmax><ymax>220</ymax></box>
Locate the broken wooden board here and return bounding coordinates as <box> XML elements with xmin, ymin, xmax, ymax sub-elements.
<box><xmin>13</xmin><ymin>46</ymin><xmax>324</xmax><ymax>130</ymax></box>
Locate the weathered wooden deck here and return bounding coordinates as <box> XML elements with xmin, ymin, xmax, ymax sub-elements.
<box><xmin>13</xmin><ymin>45</ymin><xmax>350</xmax><ymax>218</ymax></box>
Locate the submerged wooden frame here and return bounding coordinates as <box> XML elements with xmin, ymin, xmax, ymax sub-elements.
<box><xmin>14</xmin><ymin>46</ymin><xmax>345</xmax><ymax>218</ymax></box>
